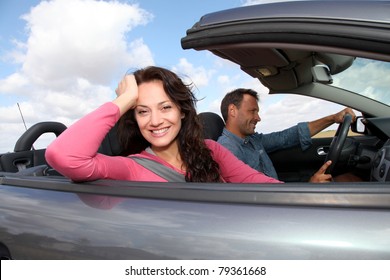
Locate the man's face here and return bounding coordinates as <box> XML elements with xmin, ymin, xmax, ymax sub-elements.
<box><xmin>236</xmin><ymin>94</ymin><xmax>260</xmax><ymax>137</ymax></box>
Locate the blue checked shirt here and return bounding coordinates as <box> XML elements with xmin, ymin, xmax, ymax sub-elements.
<box><xmin>217</xmin><ymin>123</ymin><xmax>312</xmax><ymax>179</ymax></box>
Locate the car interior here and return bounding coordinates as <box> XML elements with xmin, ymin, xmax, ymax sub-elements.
<box><xmin>1</xmin><ymin>48</ymin><xmax>389</xmax><ymax>184</ymax></box>
<box><xmin>0</xmin><ymin>106</ymin><xmax>385</xmax><ymax>184</ymax></box>
<box><xmin>188</xmin><ymin>47</ymin><xmax>390</xmax><ymax>183</ymax></box>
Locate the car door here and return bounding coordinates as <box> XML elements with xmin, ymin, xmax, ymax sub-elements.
<box><xmin>1</xmin><ymin>175</ymin><xmax>390</xmax><ymax>259</ymax></box>
<box><xmin>269</xmin><ymin>137</ymin><xmax>332</xmax><ymax>182</ymax></box>
<box><xmin>270</xmin><ymin>133</ymin><xmax>379</xmax><ymax>182</ymax></box>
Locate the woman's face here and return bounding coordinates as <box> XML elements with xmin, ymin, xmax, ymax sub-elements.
<box><xmin>135</xmin><ymin>80</ymin><xmax>184</xmax><ymax>151</ymax></box>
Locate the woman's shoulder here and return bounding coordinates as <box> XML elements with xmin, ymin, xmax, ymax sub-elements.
<box><xmin>204</xmin><ymin>139</ymin><xmax>218</xmax><ymax>148</ymax></box>
<box><xmin>205</xmin><ymin>139</ymin><xmax>229</xmax><ymax>153</ymax></box>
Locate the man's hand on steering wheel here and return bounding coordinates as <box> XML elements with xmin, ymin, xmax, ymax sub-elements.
<box><xmin>324</xmin><ymin>113</ymin><xmax>354</xmax><ymax>174</ymax></box>
<box><xmin>333</xmin><ymin>108</ymin><xmax>356</xmax><ymax>124</ymax></box>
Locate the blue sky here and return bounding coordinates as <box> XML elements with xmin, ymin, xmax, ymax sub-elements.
<box><xmin>0</xmin><ymin>0</ymin><xmax>346</xmax><ymax>152</ymax></box>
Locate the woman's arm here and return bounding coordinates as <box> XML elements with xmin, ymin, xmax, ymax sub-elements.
<box><xmin>45</xmin><ymin>102</ymin><xmax>126</xmax><ymax>181</ymax></box>
<box><xmin>46</xmin><ymin>75</ymin><xmax>141</xmax><ymax>182</ymax></box>
<box><xmin>206</xmin><ymin>140</ymin><xmax>282</xmax><ymax>184</ymax></box>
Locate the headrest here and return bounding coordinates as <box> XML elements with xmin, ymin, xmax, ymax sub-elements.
<box><xmin>198</xmin><ymin>112</ymin><xmax>225</xmax><ymax>141</ymax></box>
<box><xmin>98</xmin><ymin>123</ymin><xmax>123</xmax><ymax>156</ymax></box>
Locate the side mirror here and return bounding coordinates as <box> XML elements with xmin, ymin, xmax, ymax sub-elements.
<box><xmin>351</xmin><ymin>116</ymin><xmax>366</xmax><ymax>134</ymax></box>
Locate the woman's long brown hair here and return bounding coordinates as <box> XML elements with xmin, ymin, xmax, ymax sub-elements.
<box><xmin>117</xmin><ymin>66</ymin><xmax>221</xmax><ymax>182</ymax></box>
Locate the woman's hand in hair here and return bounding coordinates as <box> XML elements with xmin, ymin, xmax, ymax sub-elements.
<box><xmin>113</xmin><ymin>74</ymin><xmax>138</xmax><ymax>116</ymax></box>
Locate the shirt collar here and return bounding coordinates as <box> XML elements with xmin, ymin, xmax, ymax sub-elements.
<box><xmin>222</xmin><ymin>128</ymin><xmax>252</xmax><ymax>145</ymax></box>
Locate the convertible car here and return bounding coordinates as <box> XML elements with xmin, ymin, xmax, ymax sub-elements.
<box><xmin>1</xmin><ymin>1</ymin><xmax>390</xmax><ymax>259</ymax></box>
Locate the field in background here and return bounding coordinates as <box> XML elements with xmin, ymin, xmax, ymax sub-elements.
<box><xmin>314</xmin><ymin>130</ymin><xmax>336</xmax><ymax>138</ymax></box>
<box><xmin>313</xmin><ymin>129</ymin><xmax>359</xmax><ymax>138</ymax></box>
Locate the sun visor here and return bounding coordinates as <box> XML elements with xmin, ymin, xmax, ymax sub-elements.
<box><xmin>211</xmin><ymin>46</ymin><xmax>299</xmax><ymax>91</ymax></box>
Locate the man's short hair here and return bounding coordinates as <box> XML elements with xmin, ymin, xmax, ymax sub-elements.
<box><xmin>220</xmin><ymin>88</ymin><xmax>259</xmax><ymax>122</ymax></box>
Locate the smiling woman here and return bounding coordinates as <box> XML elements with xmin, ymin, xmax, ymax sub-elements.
<box><xmin>45</xmin><ymin>65</ymin><xmax>281</xmax><ymax>184</ymax></box>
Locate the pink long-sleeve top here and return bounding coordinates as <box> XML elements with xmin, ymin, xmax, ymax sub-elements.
<box><xmin>45</xmin><ymin>102</ymin><xmax>282</xmax><ymax>184</ymax></box>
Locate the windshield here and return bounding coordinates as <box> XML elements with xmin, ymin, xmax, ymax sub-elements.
<box><xmin>333</xmin><ymin>57</ymin><xmax>390</xmax><ymax>107</ymax></box>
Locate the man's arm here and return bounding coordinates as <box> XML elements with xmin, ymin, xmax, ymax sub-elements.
<box><xmin>307</xmin><ymin>107</ymin><xmax>356</xmax><ymax>136</ymax></box>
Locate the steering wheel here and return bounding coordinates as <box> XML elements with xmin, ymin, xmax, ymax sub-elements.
<box><xmin>324</xmin><ymin>114</ymin><xmax>353</xmax><ymax>174</ymax></box>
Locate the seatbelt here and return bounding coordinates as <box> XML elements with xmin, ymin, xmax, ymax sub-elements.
<box><xmin>130</xmin><ymin>156</ymin><xmax>186</xmax><ymax>182</ymax></box>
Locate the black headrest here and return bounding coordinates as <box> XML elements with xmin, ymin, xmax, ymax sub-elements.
<box><xmin>198</xmin><ymin>112</ymin><xmax>225</xmax><ymax>141</ymax></box>
<box><xmin>14</xmin><ymin>122</ymin><xmax>67</xmax><ymax>152</ymax></box>
<box><xmin>98</xmin><ymin>123</ymin><xmax>123</xmax><ymax>156</ymax></box>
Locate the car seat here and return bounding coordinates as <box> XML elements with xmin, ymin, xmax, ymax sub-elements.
<box><xmin>0</xmin><ymin>122</ymin><xmax>67</xmax><ymax>172</ymax></box>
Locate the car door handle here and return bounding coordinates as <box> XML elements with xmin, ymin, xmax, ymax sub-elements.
<box><xmin>317</xmin><ymin>146</ymin><xmax>329</xmax><ymax>156</ymax></box>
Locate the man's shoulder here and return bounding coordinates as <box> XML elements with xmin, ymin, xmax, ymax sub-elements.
<box><xmin>217</xmin><ymin>129</ymin><xmax>243</xmax><ymax>156</ymax></box>
<box><xmin>217</xmin><ymin>133</ymin><xmax>227</xmax><ymax>143</ymax></box>
<box><xmin>217</xmin><ymin>129</ymin><xmax>233</xmax><ymax>145</ymax></box>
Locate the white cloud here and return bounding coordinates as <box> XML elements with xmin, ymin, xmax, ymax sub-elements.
<box><xmin>125</xmin><ymin>38</ymin><xmax>154</xmax><ymax>69</ymax></box>
<box><xmin>0</xmin><ymin>0</ymin><xmax>154</xmax><ymax>151</ymax></box>
<box><xmin>217</xmin><ymin>75</ymin><xmax>230</xmax><ymax>85</ymax></box>
<box><xmin>2</xmin><ymin>39</ymin><xmax>27</xmax><ymax>65</ymax></box>
<box><xmin>0</xmin><ymin>73</ymin><xmax>29</xmax><ymax>94</ymax></box>
<box><xmin>20</xmin><ymin>0</ymin><xmax>153</xmax><ymax>86</ymax></box>
<box><xmin>172</xmin><ymin>58</ymin><xmax>215</xmax><ymax>88</ymax></box>
<box><xmin>259</xmin><ymin>95</ymin><xmax>345</xmax><ymax>134</ymax></box>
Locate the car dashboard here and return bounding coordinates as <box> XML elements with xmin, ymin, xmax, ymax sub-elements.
<box><xmin>371</xmin><ymin>140</ymin><xmax>390</xmax><ymax>182</ymax></box>
<box><xmin>364</xmin><ymin>117</ymin><xmax>390</xmax><ymax>182</ymax></box>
